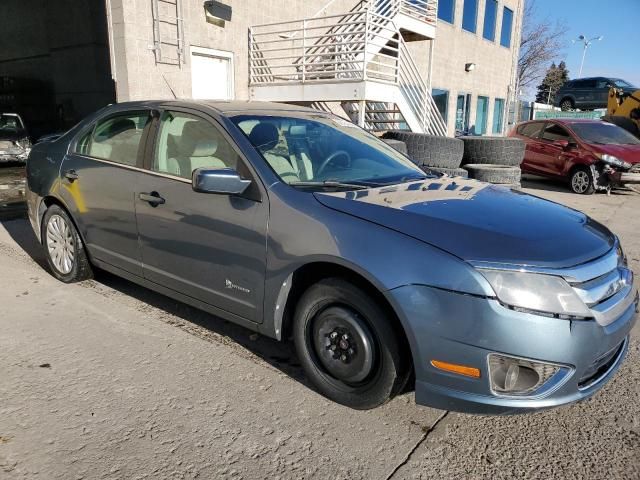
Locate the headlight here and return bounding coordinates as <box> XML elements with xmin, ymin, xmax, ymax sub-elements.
<box><xmin>596</xmin><ymin>153</ymin><xmax>631</xmax><ymax>170</ymax></box>
<box><xmin>478</xmin><ymin>269</ymin><xmax>591</xmax><ymax>318</ymax></box>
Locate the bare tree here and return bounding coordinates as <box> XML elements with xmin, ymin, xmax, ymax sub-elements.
<box><xmin>518</xmin><ymin>0</ymin><xmax>568</xmax><ymax>93</ymax></box>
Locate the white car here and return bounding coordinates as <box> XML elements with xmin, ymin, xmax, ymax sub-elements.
<box><xmin>0</xmin><ymin>113</ymin><xmax>31</xmax><ymax>162</ymax></box>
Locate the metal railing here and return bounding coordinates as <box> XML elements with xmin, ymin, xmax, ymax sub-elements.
<box><xmin>249</xmin><ymin>0</ymin><xmax>445</xmax><ymax>134</ymax></box>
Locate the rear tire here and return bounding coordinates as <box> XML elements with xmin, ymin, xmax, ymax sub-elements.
<box><xmin>463</xmin><ymin>164</ymin><xmax>522</xmax><ymax>184</ymax></box>
<box><xmin>293</xmin><ymin>278</ymin><xmax>409</xmax><ymax>409</ymax></box>
<box><xmin>560</xmin><ymin>98</ymin><xmax>574</xmax><ymax>111</ymax></box>
<box><xmin>42</xmin><ymin>205</ymin><xmax>93</xmax><ymax>283</ymax></box>
<box><xmin>569</xmin><ymin>166</ymin><xmax>595</xmax><ymax>195</ymax></box>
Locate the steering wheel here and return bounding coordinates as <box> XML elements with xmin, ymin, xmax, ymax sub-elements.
<box><xmin>316</xmin><ymin>150</ymin><xmax>351</xmax><ymax>177</ymax></box>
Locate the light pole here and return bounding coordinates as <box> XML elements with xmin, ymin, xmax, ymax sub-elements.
<box><xmin>573</xmin><ymin>34</ymin><xmax>603</xmax><ymax>77</ymax></box>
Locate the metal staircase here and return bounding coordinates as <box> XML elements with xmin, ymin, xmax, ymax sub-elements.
<box><xmin>249</xmin><ymin>0</ymin><xmax>446</xmax><ymax>136</ymax></box>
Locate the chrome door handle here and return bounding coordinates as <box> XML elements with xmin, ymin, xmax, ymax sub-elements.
<box><xmin>64</xmin><ymin>169</ymin><xmax>79</xmax><ymax>182</ymax></box>
<box><xmin>139</xmin><ymin>191</ymin><xmax>165</xmax><ymax>207</ymax></box>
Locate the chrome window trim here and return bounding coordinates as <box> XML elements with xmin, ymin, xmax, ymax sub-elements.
<box><xmin>469</xmin><ymin>242</ymin><xmax>619</xmax><ymax>283</ymax></box>
<box><xmin>70</xmin><ymin>154</ymin><xmax>191</xmax><ymax>184</ymax></box>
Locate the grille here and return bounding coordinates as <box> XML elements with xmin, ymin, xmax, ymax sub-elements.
<box><xmin>630</xmin><ymin>163</ymin><xmax>640</xmax><ymax>173</ymax></box>
<box><xmin>578</xmin><ymin>339</ymin><xmax>625</xmax><ymax>389</ymax></box>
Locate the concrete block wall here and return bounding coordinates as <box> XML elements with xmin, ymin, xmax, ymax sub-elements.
<box><xmin>406</xmin><ymin>0</ymin><xmax>522</xmax><ymax>135</ymax></box>
<box><xmin>110</xmin><ymin>0</ymin><xmax>360</xmax><ymax>102</ymax></box>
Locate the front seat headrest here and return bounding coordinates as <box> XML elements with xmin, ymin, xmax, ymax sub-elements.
<box><xmin>248</xmin><ymin>123</ymin><xmax>279</xmax><ymax>151</ymax></box>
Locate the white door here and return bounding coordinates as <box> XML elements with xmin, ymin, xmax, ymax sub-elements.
<box><xmin>190</xmin><ymin>47</ymin><xmax>233</xmax><ymax>100</ymax></box>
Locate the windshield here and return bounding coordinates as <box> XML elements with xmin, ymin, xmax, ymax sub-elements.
<box><xmin>0</xmin><ymin>114</ymin><xmax>24</xmax><ymax>133</ymax></box>
<box><xmin>570</xmin><ymin>122</ymin><xmax>640</xmax><ymax>146</ymax></box>
<box><xmin>613</xmin><ymin>79</ymin><xmax>634</xmax><ymax>88</ymax></box>
<box><xmin>231</xmin><ymin>114</ymin><xmax>427</xmax><ymax>188</ymax></box>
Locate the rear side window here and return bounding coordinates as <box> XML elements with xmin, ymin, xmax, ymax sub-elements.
<box><xmin>540</xmin><ymin>123</ymin><xmax>571</xmax><ymax>142</ymax></box>
<box><xmin>517</xmin><ymin>122</ymin><xmax>544</xmax><ymax>138</ymax></box>
<box><xmin>76</xmin><ymin>111</ymin><xmax>150</xmax><ymax>166</ymax></box>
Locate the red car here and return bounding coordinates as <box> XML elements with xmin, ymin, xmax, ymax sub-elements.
<box><xmin>509</xmin><ymin>119</ymin><xmax>640</xmax><ymax>194</ymax></box>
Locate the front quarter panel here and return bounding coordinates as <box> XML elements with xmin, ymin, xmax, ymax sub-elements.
<box><xmin>261</xmin><ymin>184</ymin><xmax>493</xmax><ymax>339</ymax></box>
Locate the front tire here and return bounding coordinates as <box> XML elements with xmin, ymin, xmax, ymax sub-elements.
<box><xmin>42</xmin><ymin>205</ymin><xmax>93</xmax><ymax>282</ymax></box>
<box><xmin>293</xmin><ymin>278</ymin><xmax>409</xmax><ymax>409</ymax></box>
<box><xmin>570</xmin><ymin>166</ymin><xmax>595</xmax><ymax>195</ymax></box>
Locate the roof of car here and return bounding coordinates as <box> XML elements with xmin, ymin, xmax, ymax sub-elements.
<box><xmin>109</xmin><ymin>100</ymin><xmax>321</xmax><ymax>115</ymax></box>
<box><xmin>522</xmin><ymin>118</ymin><xmax>605</xmax><ymax>125</ymax></box>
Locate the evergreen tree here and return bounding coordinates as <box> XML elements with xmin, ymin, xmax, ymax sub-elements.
<box><xmin>535</xmin><ymin>62</ymin><xmax>570</xmax><ymax>104</ymax></box>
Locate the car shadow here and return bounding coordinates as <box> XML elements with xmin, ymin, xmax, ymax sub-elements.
<box><xmin>1</xmin><ymin>216</ymin><xmax>312</xmax><ymax>387</ymax></box>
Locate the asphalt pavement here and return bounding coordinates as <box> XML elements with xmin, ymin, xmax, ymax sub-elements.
<box><xmin>0</xmin><ymin>177</ymin><xmax>639</xmax><ymax>479</ymax></box>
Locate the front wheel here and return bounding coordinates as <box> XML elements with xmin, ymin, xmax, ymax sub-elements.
<box><xmin>42</xmin><ymin>205</ymin><xmax>93</xmax><ymax>282</ymax></box>
<box><xmin>293</xmin><ymin>278</ymin><xmax>409</xmax><ymax>409</ymax></box>
<box><xmin>570</xmin><ymin>167</ymin><xmax>595</xmax><ymax>195</ymax></box>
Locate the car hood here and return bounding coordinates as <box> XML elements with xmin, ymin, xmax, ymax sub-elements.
<box><xmin>587</xmin><ymin>143</ymin><xmax>640</xmax><ymax>164</ymax></box>
<box><xmin>314</xmin><ymin>177</ymin><xmax>615</xmax><ymax>268</ymax></box>
<box><xmin>0</xmin><ymin>130</ymin><xmax>27</xmax><ymax>142</ymax></box>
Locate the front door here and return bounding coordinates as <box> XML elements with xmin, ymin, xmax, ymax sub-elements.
<box><xmin>60</xmin><ymin>110</ymin><xmax>152</xmax><ymax>276</ymax></box>
<box><xmin>534</xmin><ymin>122</ymin><xmax>575</xmax><ymax>176</ymax></box>
<box><xmin>135</xmin><ymin>109</ymin><xmax>268</xmax><ymax>323</ymax></box>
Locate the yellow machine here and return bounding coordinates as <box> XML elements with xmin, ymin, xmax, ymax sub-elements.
<box><xmin>604</xmin><ymin>87</ymin><xmax>640</xmax><ymax>138</ymax></box>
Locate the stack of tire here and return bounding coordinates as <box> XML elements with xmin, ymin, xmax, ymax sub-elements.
<box><xmin>382</xmin><ymin>131</ymin><xmax>468</xmax><ymax>178</ymax></box>
<box><xmin>459</xmin><ymin>137</ymin><xmax>526</xmax><ymax>189</ymax></box>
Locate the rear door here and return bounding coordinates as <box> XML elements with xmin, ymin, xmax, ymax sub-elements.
<box><xmin>515</xmin><ymin>122</ymin><xmax>546</xmax><ymax>174</ymax></box>
<box><xmin>60</xmin><ymin>110</ymin><xmax>152</xmax><ymax>276</ymax></box>
<box><xmin>135</xmin><ymin>108</ymin><xmax>269</xmax><ymax>323</ymax></box>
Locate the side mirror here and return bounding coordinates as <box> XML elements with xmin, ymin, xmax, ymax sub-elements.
<box><xmin>553</xmin><ymin>139</ymin><xmax>569</xmax><ymax>148</ymax></box>
<box><xmin>192</xmin><ymin>168</ymin><xmax>251</xmax><ymax>195</ymax></box>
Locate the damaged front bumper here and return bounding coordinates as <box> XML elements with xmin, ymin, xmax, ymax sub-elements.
<box><xmin>0</xmin><ymin>145</ymin><xmax>30</xmax><ymax>162</ymax></box>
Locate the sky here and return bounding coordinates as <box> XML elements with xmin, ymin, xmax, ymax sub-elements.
<box><xmin>529</xmin><ymin>0</ymin><xmax>639</xmax><ymax>87</ymax></box>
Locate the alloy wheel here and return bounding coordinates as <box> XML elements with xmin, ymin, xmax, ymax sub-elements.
<box><xmin>571</xmin><ymin>170</ymin><xmax>591</xmax><ymax>194</ymax></box>
<box><xmin>46</xmin><ymin>214</ymin><xmax>75</xmax><ymax>274</ymax></box>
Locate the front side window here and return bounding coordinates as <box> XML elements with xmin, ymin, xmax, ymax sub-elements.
<box><xmin>500</xmin><ymin>7</ymin><xmax>513</xmax><ymax>47</ymax></box>
<box><xmin>483</xmin><ymin>0</ymin><xmax>498</xmax><ymax>41</ymax></box>
<box><xmin>153</xmin><ymin>111</ymin><xmax>240</xmax><ymax>179</ymax></box>
<box><xmin>462</xmin><ymin>0</ymin><xmax>479</xmax><ymax>33</ymax></box>
<box><xmin>82</xmin><ymin>112</ymin><xmax>150</xmax><ymax>166</ymax></box>
<box><xmin>540</xmin><ymin>123</ymin><xmax>571</xmax><ymax>142</ymax></box>
<box><xmin>613</xmin><ymin>79</ymin><xmax>634</xmax><ymax>88</ymax></box>
<box><xmin>232</xmin><ymin>114</ymin><xmax>425</xmax><ymax>187</ymax></box>
<box><xmin>437</xmin><ymin>0</ymin><xmax>455</xmax><ymax>23</ymax></box>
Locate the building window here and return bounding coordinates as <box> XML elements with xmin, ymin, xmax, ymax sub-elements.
<box><xmin>462</xmin><ymin>0</ymin><xmax>478</xmax><ymax>33</ymax></box>
<box><xmin>456</xmin><ymin>93</ymin><xmax>472</xmax><ymax>132</ymax></box>
<box><xmin>483</xmin><ymin>0</ymin><xmax>498</xmax><ymax>41</ymax></box>
<box><xmin>500</xmin><ymin>7</ymin><xmax>514</xmax><ymax>48</ymax></box>
<box><xmin>432</xmin><ymin>89</ymin><xmax>449</xmax><ymax>125</ymax></box>
<box><xmin>493</xmin><ymin>98</ymin><xmax>505</xmax><ymax>133</ymax></box>
<box><xmin>475</xmin><ymin>96</ymin><xmax>489</xmax><ymax>135</ymax></box>
<box><xmin>437</xmin><ymin>0</ymin><xmax>455</xmax><ymax>23</ymax></box>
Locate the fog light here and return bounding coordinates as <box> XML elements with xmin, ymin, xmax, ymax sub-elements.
<box><xmin>488</xmin><ymin>354</ymin><xmax>567</xmax><ymax>397</ymax></box>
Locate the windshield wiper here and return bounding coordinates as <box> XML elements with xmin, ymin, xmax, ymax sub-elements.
<box><xmin>289</xmin><ymin>181</ymin><xmax>369</xmax><ymax>190</ymax></box>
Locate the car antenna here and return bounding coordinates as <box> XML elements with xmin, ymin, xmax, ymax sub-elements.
<box><xmin>162</xmin><ymin>74</ymin><xmax>177</xmax><ymax>99</ymax></box>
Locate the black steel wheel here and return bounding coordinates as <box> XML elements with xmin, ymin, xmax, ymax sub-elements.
<box><xmin>293</xmin><ymin>278</ymin><xmax>409</xmax><ymax>409</ymax></box>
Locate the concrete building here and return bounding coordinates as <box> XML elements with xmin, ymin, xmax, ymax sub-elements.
<box><xmin>0</xmin><ymin>0</ymin><xmax>523</xmax><ymax>137</ymax></box>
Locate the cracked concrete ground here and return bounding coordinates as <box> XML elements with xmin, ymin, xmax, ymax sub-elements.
<box><xmin>0</xmin><ymin>176</ymin><xmax>639</xmax><ymax>479</ymax></box>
